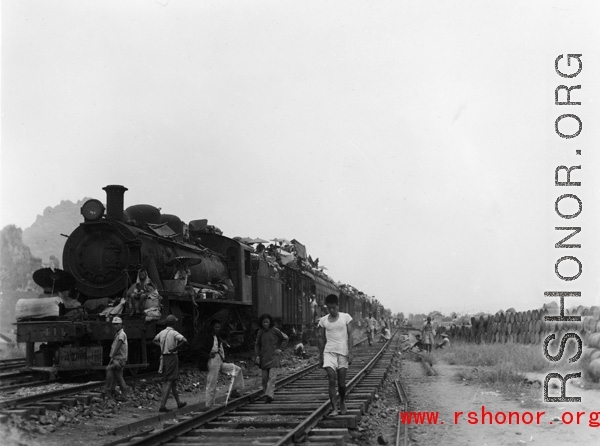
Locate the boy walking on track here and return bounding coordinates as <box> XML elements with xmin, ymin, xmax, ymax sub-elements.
<box><xmin>318</xmin><ymin>294</ymin><xmax>353</xmax><ymax>417</ymax></box>
<box><xmin>153</xmin><ymin>314</ymin><xmax>188</xmax><ymax>412</ymax></box>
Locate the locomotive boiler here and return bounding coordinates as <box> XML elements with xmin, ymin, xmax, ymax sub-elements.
<box><xmin>64</xmin><ymin>185</ymin><xmax>232</xmax><ymax>300</ymax></box>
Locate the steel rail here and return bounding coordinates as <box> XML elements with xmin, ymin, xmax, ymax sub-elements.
<box><xmin>0</xmin><ymin>371</ymin><xmax>159</xmax><ymax>409</ymax></box>
<box><xmin>0</xmin><ymin>358</ymin><xmax>27</xmax><ymax>372</ymax></box>
<box><xmin>273</xmin><ymin>332</ymin><xmax>396</xmax><ymax>446</ymax></box>
<box><xmin>120</xmin><ymin>365</ymin><xmax>321</xmax><ymax>446</ymax></box>
<box><xmin>0</xmin><ymin>377</ymin><xmax>61</xmax><ymax>393</ymax></box>
<box><xmin>394</xmin><ymin>379</ymin><xmax>408</xmax><ymax>446</ymax></box>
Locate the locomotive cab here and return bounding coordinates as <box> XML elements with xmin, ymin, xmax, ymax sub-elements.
<box><xmin>195</xmin><ymin>232</ymin><xmax>253</xmax><ymax>304</ymax></box>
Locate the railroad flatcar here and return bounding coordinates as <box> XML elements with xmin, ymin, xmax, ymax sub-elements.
<box><xmin>16</xmin><ymin>185</ymin><xmax>383</xmax><ymax>374</ymax></box>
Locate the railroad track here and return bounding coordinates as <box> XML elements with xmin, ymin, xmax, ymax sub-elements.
<box><xmin>0</xmin><ymin>371</ymin><xmax>159</xmax><ymax>421</ymax></box>
<box><xmin>0</xmin><ymin>358</ymin><xmax>59</xmax><ymax>392</ymax></box>
<box><xmin>0</xmin><ymin>346</ymin><xmax>292</xmax><ymax>417</ymax></box>
<box><xmin>394</xmin><ymin>379</ymin><xmax>409</xmax><ymax>446</ymax></box>
<box><xmin>0</xmin><ymin>380</ymin><xmax>106</xmax><ymax>420</ymax></box>
<box><xmin>110</xmin><ymin>332</ymin><xmax>399</xmax><ymax>446</ymax></box>
<box><xmin>0</xmin><ymin>358</ymin><xmax>27</xmax><ymax>372</ymax></box>
<box><xmin>0</xmin><ymin>371</ymin><xmax>59</xmax><ymax>393</ymax></box>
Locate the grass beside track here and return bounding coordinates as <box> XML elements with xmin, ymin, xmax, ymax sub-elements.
<box><xmin>431</xmin><ymin>341</ymin><xmax>588</xmax><ymax>406</ymax></box>
<box><xmin>436</xmin><ymin>342</ymin><xmax>551</xmax><ymax>371</ymax></box>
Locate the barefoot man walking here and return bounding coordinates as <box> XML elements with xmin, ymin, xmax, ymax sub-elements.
<box><xmin>318</xmin><ymin>294</ymin><xmax>353</xmax><ymax>416</ymax></box>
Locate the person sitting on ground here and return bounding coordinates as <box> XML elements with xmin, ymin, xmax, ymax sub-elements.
<box><xmin>294</xmin><ymin>341</ymin><xmax>308</xmax><ymax>358</ymax></box>
<box><xmin>435</xmin><ymin>333</ymin><xmax>451</xmax><ymax>349</ymax></box>
<box><xmin>411</xmin><ymin>334</ymin><xmax>424</xmax><ymax>352</ymax></box>
<box><xmin>379</xmin><ymin>326</ymin><xmax>392</xmax><ymax>342</ymax></box>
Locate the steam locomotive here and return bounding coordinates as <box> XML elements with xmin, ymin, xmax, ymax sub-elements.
<box><xmin>16</xmin><ymin>185</ymin><xmax>386</xmax><ymax>373</ymax></box>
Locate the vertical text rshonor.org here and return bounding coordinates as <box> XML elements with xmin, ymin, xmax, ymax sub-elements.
<box><xmin>544</xmin><ymin>53</ymin><xmax>583</xmax><ymax>403</ymax></box>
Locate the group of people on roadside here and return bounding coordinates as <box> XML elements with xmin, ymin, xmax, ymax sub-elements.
<box><xmin>102</xmin><ymin>292</ymin><xmax>353</xmax><ymax>419</ymax></box>
<box><xmin>410</xmin><ymin>316</ymin><xmax>450</xmax><ymax>353</ymax></box>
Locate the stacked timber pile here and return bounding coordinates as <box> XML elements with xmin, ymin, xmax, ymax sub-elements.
<box><xmin>449</xmin><ymin>305</ymin><xmax>600</xmax><ymax>346</ymax></box>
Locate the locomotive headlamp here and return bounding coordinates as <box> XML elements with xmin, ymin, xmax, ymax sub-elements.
<box><xmin>81</xmin><ymin>199</ymin><xmax>105</xmax><ymax>221</ymax></box>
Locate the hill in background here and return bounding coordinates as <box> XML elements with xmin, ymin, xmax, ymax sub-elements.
<box><xmin>22</xmin><ymin>198</ymin><xmax>91</xmax><ymax>267</ymax></box>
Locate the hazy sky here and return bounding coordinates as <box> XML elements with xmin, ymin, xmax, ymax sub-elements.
<box><xmin>2</xmin><ymin>1</ymin><xmax>599</xmax><ymax>315</ymax></box>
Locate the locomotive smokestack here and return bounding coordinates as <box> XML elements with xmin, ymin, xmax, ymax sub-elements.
<box><xmin>103</xmin><ymin>185</ymin><xmax>128</xmax><ymax>221</ymax></box>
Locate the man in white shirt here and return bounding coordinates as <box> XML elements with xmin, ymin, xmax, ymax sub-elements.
<box><xmin>153</xmin><ymin>314</ymin><xmax>188</xmax><ymax>412</ymax></box>
<box><xmin>318</xmin><ymin>294</ymin><xmax>353</xmax><ymax>417</ymax></box>
<box><xmin>435</xmin><ymin>333</ymin><xmax>451</xmax><ymax>349</ymax></box>
<box><xmin>103</xmin><ymin>316</ymin><xmax>129</xmax><ymax>401</ymax></box>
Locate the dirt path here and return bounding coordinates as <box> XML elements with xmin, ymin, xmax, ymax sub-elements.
<box><xmin>356</xmin><ymin>348</ymin><xmax>600</xmax><ymax>445</ymax></box>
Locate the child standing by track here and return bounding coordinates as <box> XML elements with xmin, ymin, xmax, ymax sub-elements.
<box><xmin>254</xmin><ymin>314</ymin><xmax>289</xmax><ymax>403</ymax></box>
<box><xmin>421</xmin><ymin>317</ymin><xmax>435</xmax><ymax>353</ymax></box>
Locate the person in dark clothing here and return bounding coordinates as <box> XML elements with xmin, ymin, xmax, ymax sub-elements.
<box><xmin>254</xmin><ymin>314</ymin><xmax>289</xmax><ymax>403</ymax></box>
<box><xmin>127</xmin><ymin>269</ymin><xmax>155</xmax><ymax>315</ymax></box>
<box><xmin>411</xmin><ymin>334</ymin><xmax>424</xmax><ymax>352</ymax></box>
